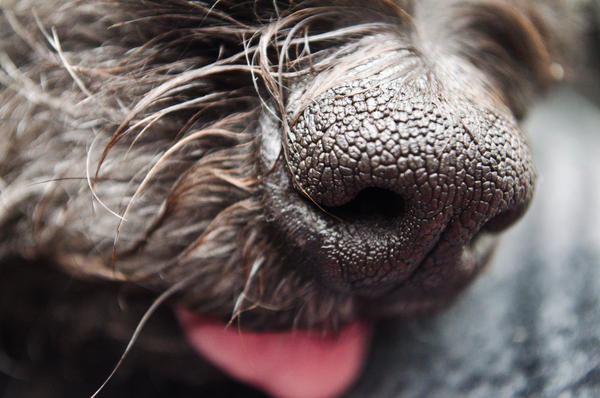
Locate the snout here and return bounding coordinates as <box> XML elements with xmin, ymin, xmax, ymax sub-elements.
<box><xmin>261</xmin><ymin>55</ymin><xmax>535</xmax><ymax>308</ymax></box>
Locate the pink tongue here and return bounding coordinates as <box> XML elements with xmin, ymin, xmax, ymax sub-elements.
<box><xmin>177</xmin><ymin>310</ymin><xmax>371</xmax><ymax>398</ymax></box>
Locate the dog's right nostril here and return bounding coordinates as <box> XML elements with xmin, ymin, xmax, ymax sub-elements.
<box><xmin>324</xmin><ymin>187</ymin><xmax>406</xmax><ymax>222</ymax></box>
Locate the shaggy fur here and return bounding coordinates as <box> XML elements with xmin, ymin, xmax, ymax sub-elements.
<box><xmin>0</xmin><ymin>0</ymin><xmax>593</xmax><ymax>394</ymax></box>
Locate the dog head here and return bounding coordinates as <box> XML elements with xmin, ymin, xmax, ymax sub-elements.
<box><xmin>0</xmin><ymin>0</ymin><xmax>580</xmax><ymax>396</ymax></box>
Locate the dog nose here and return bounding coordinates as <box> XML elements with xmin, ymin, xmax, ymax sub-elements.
<box><xmin>284</xmin><ymin>75</ymin><xmax>536</xmax><ymax>292</ymax></box>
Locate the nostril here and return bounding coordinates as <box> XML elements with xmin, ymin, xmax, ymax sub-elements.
<box><xmin>480</xmin><ymin>206</ymin><xmax>528</xmax><ymax>233</ymax></box>
<box><xmin>323</xmin><ymin>187</ymin><xmax>405</xmax><ymax>221</ymax></box>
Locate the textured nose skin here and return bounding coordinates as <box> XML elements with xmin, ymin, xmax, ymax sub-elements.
<box><xmin>287</xmin><ymin>78</ymin><xmax>532</xmax><ymax>214</ymax></box>
<box><xmin>284</xmin><ymin>73</ymin><xmax>535</xmax><ymax>292</ymax></box>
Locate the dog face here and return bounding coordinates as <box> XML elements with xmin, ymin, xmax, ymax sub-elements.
<box><xmin>0</xmin><ymin>0</ymin><xmax>580</xmax><ymax>396</ymax></box>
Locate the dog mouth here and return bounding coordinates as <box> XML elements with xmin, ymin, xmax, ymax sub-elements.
<box><xmin>173</xmin><ymin>226</ymin><xmax>497</xmax><ymax>398</ymax></box>
<box><xmin>177</xmin><ymin>310</ymin><xmax>371</xmax><ymax>398</ymax></box>
<box><xmin>174</xmin><ymin>185</ymin><xmax>500</xmax><ymax>398</ymax></box>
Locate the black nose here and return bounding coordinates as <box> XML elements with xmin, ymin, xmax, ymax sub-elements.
<box><xmin>283</xmin><ymin>73</ymin><xmax>535</xmax><ymax>293</ymax></box>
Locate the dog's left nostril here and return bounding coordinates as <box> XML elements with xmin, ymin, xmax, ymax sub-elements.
<box><xmin>480</xmin><ymin>206</ymin><xmax>528</xmax><ymax>233</ymax></box>
<box><xmin>324</xmin><ymin>188</ymin><xmax>405</xmax><ymax>222</ymax></box>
